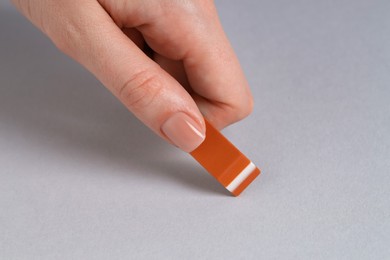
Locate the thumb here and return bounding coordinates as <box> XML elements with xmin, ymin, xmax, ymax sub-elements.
<box><xmin>46</xmin><ymin>2</ymin><xmax>206</xmax><ymax>152</ymax></box>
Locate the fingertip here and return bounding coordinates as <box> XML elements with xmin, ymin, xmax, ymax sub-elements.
<box><xmin>192</xmin><ymin>91</ymin><xmax>254</xmax><ymax>130</ymax></box>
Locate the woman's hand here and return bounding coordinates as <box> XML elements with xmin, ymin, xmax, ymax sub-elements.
<box><xmin>12</xmin><ymin>0</ymin><xmax>254</xmax><ymax>152</ymax></box>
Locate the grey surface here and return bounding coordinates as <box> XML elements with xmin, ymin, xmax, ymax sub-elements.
<box><xmin>1</xmin><ymin>0</ymin><xmax>390</xmax><ymax>259</ymax></box>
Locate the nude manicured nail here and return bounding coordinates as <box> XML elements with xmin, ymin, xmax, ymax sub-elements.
<box><xmin>161</xmin><ymin>112</ymin><xmax>205</xmax><ymax>153</ymax></box>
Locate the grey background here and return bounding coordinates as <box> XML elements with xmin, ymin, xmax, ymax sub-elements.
<box><xmin>1</xmin><ymin>0</ymin><xmax>389</xmax><ymax>259</ymax></box>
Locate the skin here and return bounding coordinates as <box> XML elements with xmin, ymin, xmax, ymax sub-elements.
<box><xmin>11</xmin><ymin>0</ymin><xmax>254</xmax><ymax>149</ymax></box>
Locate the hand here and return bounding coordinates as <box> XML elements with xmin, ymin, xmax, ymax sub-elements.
<box><xmin>12</xmin><ymin>0</ymin><xmax>254</xmax><ymax>152</ymax></box>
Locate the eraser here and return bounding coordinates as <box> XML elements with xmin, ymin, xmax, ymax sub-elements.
<box><xmin>190</xmin><ymin>120</ymin><xmax>260</xmax><ymax>196</ymax></box>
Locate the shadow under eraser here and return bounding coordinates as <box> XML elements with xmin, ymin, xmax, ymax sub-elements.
<box><xmin>190</xmin><ymin>120</ymin><xmax>261</xmax><ymax>196</ymax></box>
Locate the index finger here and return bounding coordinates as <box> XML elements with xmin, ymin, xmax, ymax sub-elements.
<box><xmin>181</xmin><ymin>3</ymin><xmax>254</xmax><ymax>129</ymax></box>
<box><xmin>108</xmin><ymin>0</ymin><xmax>254</xmax><ymax>129</ymax></box>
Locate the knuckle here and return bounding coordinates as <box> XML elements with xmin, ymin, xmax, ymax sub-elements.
<box><xmin>50</xmin><ymin>20</ymin><xmax>81</xmax><ymax>56</ymax></box>
<box><xmin>240</xmin><ymin>95</ymin><xmax>254</xmax><ymax>119</ymax></box>
<box><xmin>119</xmin><ymin>70</ymin><xmax>163</xmax><ymax>110</ymax></box>
<box><xmin>227</xmin><ymin>94</ymin><xmax>254</xmax><ymax>123</ymax></box>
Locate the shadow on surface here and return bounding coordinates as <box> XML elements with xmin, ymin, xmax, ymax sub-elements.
<box><xmin>0</xmin><ymin>8</ymin><xmax>226</xmax><ymax>196</ymax></box>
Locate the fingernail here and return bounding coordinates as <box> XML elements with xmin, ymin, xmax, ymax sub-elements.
<box><xmin>161</xmin><ymin>112</ymin><xmax>205</xmax><ymax>153</ymax></box>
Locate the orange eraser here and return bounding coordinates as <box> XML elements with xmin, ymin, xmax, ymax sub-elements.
<box><xmin>190</xmin><ymin>120</ymin><xmax>261</xmax><ymax>196</ymax></box>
